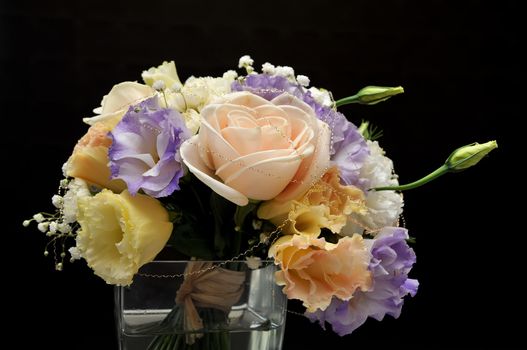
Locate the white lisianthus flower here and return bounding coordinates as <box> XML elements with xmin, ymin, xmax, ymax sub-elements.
<box><xmin>342</xmin><ymin>140</ymin><xmax>403</xmax><ymax>235</ymax></box>
<box><xmin>76</xmin><ymin>190</ymin><xmax>173</xmax><ymax>286</ymax></box>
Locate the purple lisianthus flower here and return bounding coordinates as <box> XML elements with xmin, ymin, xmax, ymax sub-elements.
<box><xmin>232</xmin><ymin>74</ymin><xmax>369</xmax><ymax>186</ymax></box>
<box><xmin>307</xmin><ymin>227</ymin><xmax>418</xmax><ymax>336</ymax></box>
<box><xmin>109</xmin><ymin>97</ymin><xmax>190</xmax><ymax>198</ymax></box>
<box><xmin>331</xmin><ymin>122</ymin><xmax>369</xmax><ymax>189</ymax></box>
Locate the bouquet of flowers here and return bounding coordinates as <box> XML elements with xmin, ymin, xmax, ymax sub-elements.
<box><xmin>24</xmin><ymin>55</ymin><xmax>496</xmax><ymax>348</ymax></box>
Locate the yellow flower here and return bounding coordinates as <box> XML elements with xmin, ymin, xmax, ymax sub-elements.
<box><xmin>76</xmin><ymin>190</ymin><xmax>173</xmax><ymax>286</ymax></box>
<box><xmin>65</xmin><ymin>122</ymin><xmax>126</xmax><ymax>193</ymax></box>
<box><xmin>258</xmin><ymin>167</ymin><xmax>366</xmax><ymax>237</ymax></box>
<box><xmin>269</xmin><ymin>234</ymin><xmax>372</xmax><ymax>312</ymax></box>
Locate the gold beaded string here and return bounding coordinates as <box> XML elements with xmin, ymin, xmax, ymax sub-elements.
<box><xmin>137</xmin><ymin>219</ymin><xmax>289</xmax><ymax>279</ymax></box>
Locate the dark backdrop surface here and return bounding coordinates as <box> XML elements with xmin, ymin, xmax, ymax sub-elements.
<box><xmin>1</xmin><ymin>0</ymin><xmax>520</xmax><ymax>349</ymax></box>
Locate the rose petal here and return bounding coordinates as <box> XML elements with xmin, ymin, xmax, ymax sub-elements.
<box><xmin>271</xmin><ymin>92</ymin><xmax>317</xmax><ymax>116</ymax></box>
<box><xmin>225</xmin><ymin>91</ymin><xmax>273</xmax><ymax>108</ymax></box>
<box><xmin>275</xmin><ymin>119</ymin><xmax>331</xmax><ymax>201</ymax></box>
<box><xmin>220</xmin><ymin>149</ymin><xmax>304</xmax><ymax>200</ymax></box>
<box><xmin>199</xmin><ymin>105</ymin><xmax>243</xmax><ymax>169</ymax></box>
<box><xmin>180</xmin><ymin>136</ymin><xmax>249</xmax><ymax>206</ymax></box>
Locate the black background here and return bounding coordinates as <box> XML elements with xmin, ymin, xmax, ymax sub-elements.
<box><xmin>1</xmin><ymin>0</ymin><xmax>520</xmax><ymax>349</ymax></box>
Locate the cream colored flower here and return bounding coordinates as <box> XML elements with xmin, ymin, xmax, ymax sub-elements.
<box><xmin>164</xmin><ymin>76</ymin><xmax>236</xmax><ymax>112</ymax></box>
<box><xmin>141</xmin><ymin>61</ymin><xmax>182</xmax><ymax>88</ymax></box>
<box><xmin>180</xmin><ymin>91</ymin><xmax>331</xmax><ymax>206</ymax></box>
<box><xmin>269</xmin><ymin>234</ymin><xmax>372</xmax><ymax>312</ymax></box>
<box><xmin>258</xmin><ymin>167</ymin><xmax>365</xmax><ymax>237</ymax></box>
<box><xmin>83</xmin><ymin>82</ymin><xmax>156</xmax><ymax>129</ymax></box>
<box><xmin>181</xmin><ymin>109</ymin><xmax>201</xmax><ymax>135</ymax></box>
<box><xmin>76</xmin><ymin>190</ymin><xmax>173</xmax><ymax>286</ymax></box>
<box><xmin>160</xmin><ymin>75</ymin><xmax>237</xmax><ymax>133</ymax></box>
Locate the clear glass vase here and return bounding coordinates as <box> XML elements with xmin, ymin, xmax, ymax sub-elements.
<box><xmin>115</xmin><ymin>260</ymin><xmax>287</xmax><ymax>350</ymax></box>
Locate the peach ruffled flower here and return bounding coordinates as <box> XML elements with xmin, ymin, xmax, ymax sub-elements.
<box><xmin>258</xmin><ymin>166</ymin><xmax>366</xmax><ymax>237</ymax></box>
<box><xmin>269</xmin><ymin>234</ymin><xmax>372</xmax><ymax>312</ymax></box>
<box><xmin>65</xmin><ymin>122</ymin><xmax>126</xmax><ymax>193</ymax></box>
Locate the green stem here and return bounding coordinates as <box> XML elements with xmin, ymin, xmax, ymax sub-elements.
<box><xmin>335</xmin><ymin>94</ymin><xmax>361</xmax><ymax>107</ymax></box>
<box><xmin>374</xmin><ymin>164</ymin><xmax>450</xmax><ymax>191</ymax></box>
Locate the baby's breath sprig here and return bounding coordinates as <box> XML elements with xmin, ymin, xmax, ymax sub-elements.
<box><xmin>23</xmin><ymin>177</ymin><xmax>78</xmax><ymax>270</ymax></box>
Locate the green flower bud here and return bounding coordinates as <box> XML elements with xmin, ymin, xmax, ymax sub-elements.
<box><xmin>446</xmin><ymin>141</ymin><xmax>498</xmax><ymax>171</ymax></box>
<box><xmin>336</xmin><ymin>86</ymin><xmax>404</xmax><ymax>107</ymax></box>
<box><xmin>374</xmin><ymin>140</ymin><xmax>498</xmax><ymax>192</ymax></box>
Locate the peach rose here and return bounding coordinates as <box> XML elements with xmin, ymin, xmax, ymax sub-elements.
<box><xmin>180</xmin><ymin>91</ymin><xmax>331</xmax><ymax>206</ymax></box>
<box><xmin>258</xmin><ymin>166</ymin><xmax>366</xmax><ymax>236</ymax></box>
<box><xmin>65</xmin><ymin>122</ymin><xmax>126</xmax><ymax>193</ymax></box>
<box><xmin>269</xmin><ymin>234</ymin><xmax>372</xmax><ymax>312</ymax></box>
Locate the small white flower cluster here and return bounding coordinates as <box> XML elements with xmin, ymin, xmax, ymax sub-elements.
<box><xmin>308</xmin><ymin>87</ymin><xmax>334</xmax><ymax>107</ymax></box>
<box><xmin>152</xmin><ymin>80</ymin><xmax>166</xmax><ymax>91</ymax></box>
<box><xmin>239</xmin><ymin>55</ymin><xmax>312</xmax><ymax>88</ymax></box>
<box><xmin>237</xmin><ymin>55</ymin><xmax>336</xmax><ymax>107</ymax></box>
<box><xmin>238</xmin><ymin>55</ymin><xmax>255</xmax><ymax>74</ymax></box>
<box><xmin>23</xmin><ymin>178</ymin><xmax>91</xmax><ymax>268</ymax></box>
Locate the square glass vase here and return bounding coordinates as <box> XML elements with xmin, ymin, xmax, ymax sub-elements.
<box><xmin>115</xmin><ymin>260</ymin><xmax>287</xmax><ymax>350</ymax></box>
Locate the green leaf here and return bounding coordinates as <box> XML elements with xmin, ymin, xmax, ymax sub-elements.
<box><xmin>210</xmin><ymin>192</ymin><xmax>236</xmax><ymax>258</ymax></box>
<box><xmin>169</xmin><ymin>220</ymin><xmax>214</xmax><ymax>260</ymax></box>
